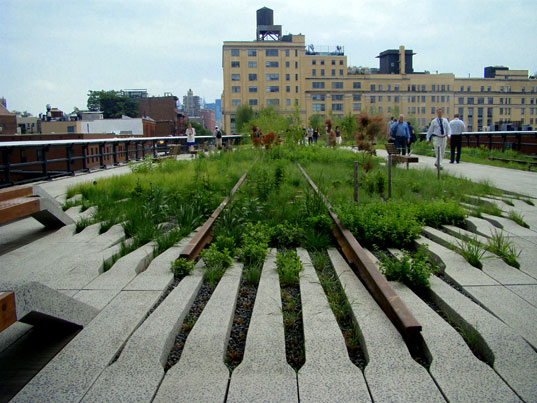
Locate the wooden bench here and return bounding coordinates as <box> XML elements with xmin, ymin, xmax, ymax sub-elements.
<box><xmin>488</xmin><ymin>157</ymin><xmax>537</xmax><ymax>171</ymax></box>
<box><xmin>385</xmin><ymin>142</ymin><xmax>419</xmax><ymax>169</ymax></box>
<box><xmin>0</xmin><ymin>291</ymin><xmax>16</xmax><ymax>333</ymax></box>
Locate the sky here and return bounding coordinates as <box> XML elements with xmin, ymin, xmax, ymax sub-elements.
<box><xmin>2</xmin><ymin>0</ymin><xmax>537</xmax><ymax>116</ymax></box>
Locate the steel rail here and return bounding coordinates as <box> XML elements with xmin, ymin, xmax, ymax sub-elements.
<box><xmin>297</xmin><ymin>163</ymin><xmax>422</xmax><ymax>344</ymax></box>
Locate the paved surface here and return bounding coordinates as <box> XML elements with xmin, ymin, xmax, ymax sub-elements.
<box><xmin>1</xmin><ymin>154</ymin><xmax>537</xmax><ymax>402</ymax></box>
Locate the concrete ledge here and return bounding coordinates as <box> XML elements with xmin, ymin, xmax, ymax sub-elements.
<box><xmin>227</xmin><ymin>250</ymin><xmax>297</xmax><ymax>403</ymax></box>
<box><xmin>297</xmin><ymin>248</ymin><xmax>370</xmax><ymax>402</ymax></box>
<box><xmin>154</xmin><ymin>262</ymin><xmax>243</xmax><ymax>402</ymax></box>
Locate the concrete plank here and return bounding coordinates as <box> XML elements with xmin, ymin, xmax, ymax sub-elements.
<box><xmin>82</xmin><ymin>264</ymin><xmax>204</xmax><ymax>402</ymax></box>
<box><xmin>328</xmin><ymin>248</ymin><xmax>445</xmax><ymax>403</ymax></box>
<box><xmin>11</xmin><ymin>290</ymin><xmax>160</xmax><ymax>403</ymax></box>
<box><xmin>154</xmin><ymin>262</ymin><xmax>242</xmax><ymax>402</ymax></box>
<box><xmin>296</xmin><ymin>248</ymin><xmax>370</xmax><ymax>403</ymax></box>
<box><xmin>227</xmin><ymin>250</ymin><xmax>297</xmax><ymax>403</ymax></box>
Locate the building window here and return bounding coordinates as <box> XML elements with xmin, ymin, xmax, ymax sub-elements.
<box><xmin>266</xmin><ymin>61</ymin><xmax>279</xmax><ymax>68</ymax></box>
<box><xmin>232</xmin><ymin>86</ymin><xmax>240</xmax><ymax>93</ymax></box>
<box><xmin>249</xmin><ymin>99</ymin><xmax>258</xmax><ymax>106</ymax></box>
<box><xmin>267</xmin><ymin>99</ymin><xmax>280</xmax><ymax>106</ymax></box>
<box><xmin>370</xmin><ymin>84</ymin><xmax>376</xmax><ymax>91</ymax></box>
<box><xmin>332</xmin><ymin>104</ymin><xmax>343</xmax><ymax>111</ymax></box>
<box><xmin>285</xmin><ymin>49</ymin><xmax>290</xmax><ymax>57</ymax></box>
<box><xmin>231</xmin><ymin>49</ymin><xmax>239</xmax><ymax>56</ymax></box>
<box><xmin>353</xmin><ymin>82</ymin><xmax>361</xmax><ymax>89</ymax></box>
<box><xmin>332</xmin><ymin>95</ymin><xmax>344</xmax><ymax>101</ymax></box>
<box><xmin>320</xmin><ymin>60</ymin><xmax>325</xmax><ymax>65</ymax></box>
<box><xmin>248</xmin><ymin>49</ymin><xmax>257</xmax><ymax>56</ymax></box>
<box><xmin>266</xmin><ymin>73</ymin><xmax>279</xmax><ymax>81</ymax></box>
<box><xmin>394</xmin><ymin>96</ymin><xmax>400</xmax><ymax>103</ymax></box>
<box><xmin>232</xmin><ymin>99</ymin><xmax>241</xmax><ymax>106</ymax></box>
<box><xmin>321</xmin><ymin>69</ymin><xmax>325</xmax><ymax>76</ymax></box>
<box><xmin>295</xmin><ymin>74</ymin><xmax>298</xmax><ymax>81</ymax></box>
<box><xmin>467</xmin><ymin>97</ymin><xmax>474</xmax><ymax>104</ymax></box>
<box><xmin>286</xmin><ymin>86</ymin><xmax>290</xmax><ymax>93</ymax></box>
<box><xmin>286</xmin><ymin>73</ymin><xmax>290</xmax><ymax>81</ymax></box>
<box><xmin>248</xmin><ymin>86</ymin><xmax>257</xmax><ymax>93</ymax></box>
<box><xmin>353</xmin><ymin>94</ymin><xmax>361</xmax><ymax>101</ymax></box>
<box><xmin>331</xmin><ymin>60</ymin><xmax>336</xmax><ymax>65</ymax></box>
<box><xmin>312</xmin><ymin>82</ymin><xmax>325</xmax><ymax>89</ymax></box>
<box><xmin>332</xmin><ymin>82</ymin><xmax>343</xmax><ymax>89</ymax></box>
<box><xmin>370</xmin><ymin>96</ymin><xmax>376</xmax><ymax>103</ymax></box>
<box><xmin>313</xmin><ymin>103</ymin><xmax>325</xmax><ymax>112</ymax></box>
<box><xmin>312</xmin><ymin>60</ymin><xmax>316</xmax><ymax>65</ymax></box>
<box><xmin>312</xmin><ymin>69</ymin><xmax>316</xmax><ymax>76</ymax></box>
<box><xmin>394</xmin><ymin>84</ymin><xmax>400</xmax><ymax>91</ymax></box>
<box><xmin>231</xmin><ymin>61</ymin><xmax>240</xmax><ymax>68</ymax></box>
<box><xmin>353</xmin><ymin>103</ymin><xmax>361</xmax><ymax>111</ymax></box>
<box><xmin>248</xmin><ymin>61</ymin><xmax>257</xmax><ymax>68</ymax></box>
<box><xmin>339</xmin><ymin>69</ymin><xmax>343</xmax><ymax>76</ymax></box>
<box><xmin>285</xmin><ymin>61</ymin><xmax>290</xmax><ymax>68</ymax></box>
<box><xmin>478</xmin><ymin>97</ymin><xmax>484</xmax><ymax>104</ymax></box>
<box><xmin>331</xmin><ymin>69</ymin><xmax>336</xmax><ymax>76</ymax></box>
<box><xmin>487</xmin><ymin>86</ymin><xmax>491</xmax><ymax>92</ymax></box>
<box><xmin>266</xmin><ymin>49</ymin><xmax>278</xmax><ymax>57</ymax></box>
<box><xmin>286</xmin><ymin>99</ymin><xmax>291</xmax><ymax>106</ymax></box>
<box><xmin>248</xmin><ymin>74</ymin><xmax>257</xmax><ymax>81</ymax></box>
<box><xmin>231</xmin><ymin>74</ymin><xmax>240</xmax><ymax>81</ymax></box>
<box><xmin>266</xmin><ymin>86</ymin><xmax>279</xmax><ymax>93</ymax></box>
<box><xmin>458</xmin><ymin>97</ymin><xmax>464</xmax><ymax>104</ymax></box>
<box><xmin>312</xmin><ymin>94</ymin><xmax>325</xmax><ymax>101</ymax></box>
<box><xmin>340</xmin><ymin>60</ymin><xmax>343</xmax><ymax>65</ymax></box>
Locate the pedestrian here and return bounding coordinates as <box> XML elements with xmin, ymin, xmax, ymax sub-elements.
<box><xmin>426</xmin><ymin>108</ymin><xmax>451</xmax><ymax>169</ymax></box>
<box><xmin>389</xmin><ymin>114</ymin><xmax>411</xmax><ymax>155</ymax></box>
<box><xmin>449</xmin><ymin>113</ymin><xmax>466</xmax><ymax>163</ymax></box>
<box><xmin>186</xmin><ymin>123</ymin><xmax>196</xmax><ymax>152</ymax></box>
<box><xmin>406</xmin><ymin>121</ymin><xmax>417</xmax><ymax>154</ymax></box>
<box><xmin>313</xmin><ymin>127</ymin><xmax>319</xmax><ymax>143</ymax></box>
<box><xmin>388</xmin><ymin>117</ymin><xmax>397</xmax><ymax>143</ymax></box>
<box><xmin>307</xmin><ymin>126</ymin><xmax>313</xmax><ymax>144</ymax></box>
<box><xmin>335</xmin><ymin>126</ymin><xmax>342</xmax><ymax>145</ymax></box>
<box><xmin>214</xmin><ymin>125</ymin><xmax>223</xmax><ymax>150</ymax></box>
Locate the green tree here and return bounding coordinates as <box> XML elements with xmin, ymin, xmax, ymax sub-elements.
<box><xmin>187</xmin><ymin>121</ymin><xmax>212</xmax><ymax>136</ymax></box>
<box><xmin>340</xmin><ymin>113</ymin><xmax>357</xmax><ymax>141</ymax></box>
<box><xmin>87</xmin><ymin>90</ymin><xmax>139</xmax><ymax>119</ymax></box>
<box><xmin>235</xmin><ymin>105</ymin><xmax>254</xmax><ymax>133</ymax></box>
<box><xmin>308</xmin><ymin>114</ymin><xmax>324</xmax><ymax>131</ymax></box>
<box><xmin>250</xmin><ymin>107</ymin><xmax>288</xmax><ymax>135</ymax></box>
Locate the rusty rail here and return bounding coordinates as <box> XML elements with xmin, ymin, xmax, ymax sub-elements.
<box><xmin>180</xmin><ymin>172</ymin><xmax>248</xmax><ymax>260</ymax></box>
<box><xmin>297</xmin><ymin>163</ymin><xmax>422</xmax><ymax>343</ymax></box>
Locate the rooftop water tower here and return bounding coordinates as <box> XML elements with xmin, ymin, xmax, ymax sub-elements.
<box><xmin>256</xmin><ymin>7</ymin><xmax>282</xmax><ymax>41</ymax></box>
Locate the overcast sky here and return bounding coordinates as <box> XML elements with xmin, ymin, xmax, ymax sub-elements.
<box><xmin>2</xmin><ymin>0</ymin><xmax>537</xmax><ymax>116</ymax></box>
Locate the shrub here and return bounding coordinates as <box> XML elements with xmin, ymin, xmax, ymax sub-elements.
<box><xmin>201</xmin><ymin>244</ymin><xmax>233</xmax><ymax>286</ymax></box>
<box><xmin>456</xmin><ymin>235</ymin><xmax>486</xmax><ymax>269</ymax></box>
<box><xmin>276</xmin><ymin>250</ymin><xmax>303</xmax><ymax>287</ymax></box>
<box><xmin>171</xmin><ymin>258</ymin><xmax>195</xmax><ymax>278</ymax></box>
<box><xmin>379</xmin><ymin>246</ymin><xmax>436</xmax><ymax>289</ymax></box>
<box><xmin>486</xmin><ymin>229</ymin><xmax>521</xmax><ymax>269</ymax></box>
<box><xmin>414</xmin><ymin>200</ymin><xmax>466</xmax><ymax>228</ymax></box>
<box><xmin>271</xmin><ymin>221</ymin><xmax>303</xmax><ymax>248</ymax></box>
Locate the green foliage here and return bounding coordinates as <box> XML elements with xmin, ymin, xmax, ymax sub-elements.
<box><xmin>486</xmin><ymin>229</ymin><xmax>521</xmax><ymax>268</ymax></box>
<box><xmin>130</xmin><ymin>155</ymin><xmax>155</xmax><ymax>174</ymax></box>
<box><xmin>308</xmin><ymin>114</ymin><xmax>324</xmax><ymax>132</ymax></box>
<box><xmin>87</xmin><ymin>90</ymin><xmax>139</xmax><ymax>118</ymax></box>
<box><xmin>171</xmin><ymin>258</ymin><xmax>195</xmax><ymax>278</ymax></box>
<box><xmin>276</xmin><ymin>250</ymin><xmax>304</xmax><ymax>287</ymax></box>
<box><xmin>201</xmin><ymin>244</ymin><xmax>233</xmax><ymax>286</ymax></box>
<box><xmin>379</xmin><ymin>246</ymin><xmax>436</xmax><ymax>289</ymax></box>
<box><xmin>508</xmin><ymin>210</ymin><xmax>529</xmax><ymax>228</ymax></box>
<box><xmin>187</xmin><ymin>121</ymin><xmax>212</xmax><ymax>136</ymax></box>
<box><xmin>456</xmin><ymin>235</ymin><xmax>486</xmax><ymax>269</ymax></box>
<box><xmin>243</xmin><ymin>265</ymin><xmax>262</xmax><ymax>286</ymax></box>
<box><xmin>414</xmin><ymin>200</ymin><xmax>466</xmax><ymax>228</ymax></box>
<box><xmin>250</xmin><ymin>107</ymin><xmax>289</xmax><ymax>137</ymax></box>
<box><xmin>236</xmin><ymin>222</ymin><xmax>271</xmax><ymax>267</ymax></box>
<box><xmin>235</xmin><ymin>104</ymin><xmax>255</xmax><ymax>133</ymax></box>
<box><xmin>271</xmin><ymin>221</ymin><xmax>303</xmax><ymax>248</ymax></box>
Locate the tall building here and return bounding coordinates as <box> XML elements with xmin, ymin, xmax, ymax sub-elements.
<box><xmin>182</xmin><ymin>89</ymin><xmax>201</xmax><ymax>120</ymax></box>
<box><xmin>222</xmin><ymin>8</ymin><xmax>537</xmax><ymax>132</ymax></box>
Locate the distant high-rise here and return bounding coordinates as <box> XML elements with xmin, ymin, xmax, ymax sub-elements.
<box><xmin>182</xmin><ymin>89</ymin><xmax>201</xmax><ymax>119</ymax></box>
<box><xmin>377</xmin><ymin>46</ymin><xmax>415</xmax><ymax>74</ymax></box>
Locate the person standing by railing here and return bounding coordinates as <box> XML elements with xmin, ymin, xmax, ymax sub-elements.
<box><xmin>449</xmin><ymin>114</ymin><xmax>466</xmax><ymax>164</ymax></box>
<box><xmin>186</xmin><ymin>123</ymin><xmax>196</xmax><ymax>152</ymax></box>
<box><xmin>426</xmin><ymin>108</ymin><xmax>451</xmax><ymax>169</ymax></box>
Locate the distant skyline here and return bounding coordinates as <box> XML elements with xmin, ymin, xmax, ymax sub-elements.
<box><xmin>2</xmin><ymin>0</ymin><xmax>537</xmax><ymax>116</ymax></box>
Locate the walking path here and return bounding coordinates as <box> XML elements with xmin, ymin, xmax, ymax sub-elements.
<box><xmin>1</xmin><ymin>152</ymin><xmax>537</xmax><ymax>402</ymax></box>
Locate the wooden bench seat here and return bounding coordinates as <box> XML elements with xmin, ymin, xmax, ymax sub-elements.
<box><xmin>385</xmin><ymin>142</ymin><xmax>419</xmax><ymax>169</ymax></box>
<box><xmin>0</xmin><ymin>197</ymin><xmax>41</xmax><ymax>225</ymax></box>
<box><xmin>0</xmin><ymin>291</ymin><xmax>16</xmax><ymax>333</ymax></box>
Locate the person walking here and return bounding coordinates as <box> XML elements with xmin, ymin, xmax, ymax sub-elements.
<box><xmin>214</xmin><ymin>126</ymin><xmax>223</xmax><ymax>150</ymax></box>
<box><xmin>406</xmin><ymin>121</ymin><xmax>416</xmax><ymax>155</ymax></box>
<box><xmin>335</xmin><ymin>126</ymin><xmax>342</xmax><ymax>145</ymax></box>
<box><xmin>449</xmin><ymin>113</ymin><xmax>466</xmax><ymax>163</ymax></box>
<box><xmin>186</xmin><ymin>123</ymin><xmax>196</xmax><ymax>152</ymax></box>
<box><xmin>307</xmin><ymin>126</ymin><xmax>313</xmax><ymax>144</ymax></box>
<box><xmin>390</xmin><ymin>114</ymin><xmax>411</xmax><ymax>155</ymax></box>
<box><xmin>313</xmin><ymin>127</ymin><xmax>319</xmax><ymax>143</ymax></box>
<box><xmin>426</xmin><ymin>108</ymin><xmax>451</xmax><ymax>168</ymax></box>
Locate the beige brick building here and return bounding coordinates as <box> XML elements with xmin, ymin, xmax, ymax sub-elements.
<box><xmin>222</xmin><ymin>9</ymin><xmax>537</xmax><ymax>133</ymax></box>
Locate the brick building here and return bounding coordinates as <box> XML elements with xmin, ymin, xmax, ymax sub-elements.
<box><xmin>138</xmin><ymin>95</ymin><xmax>183</xmax><ymax>135</ymax></box>
<box><xmin>0</xmin><ymin>103</ymin><xmax>18</xmax><ymax>134</ymax></box>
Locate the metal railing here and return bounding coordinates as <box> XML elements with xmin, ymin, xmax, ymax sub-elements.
<box><xmin>0</xmin><ymin>135</ymin><xmax>242</xmax><ymax>187</ymax></box>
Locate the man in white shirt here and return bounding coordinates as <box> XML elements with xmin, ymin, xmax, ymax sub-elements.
<box><xmin>426</xmin><ymin>108</ymin><xmax>451</xmax><ymax>168</ymax></box>
<box><xmin>449</xmin><ymin>114</ymin><xmax>466</xmax><ymax>164</ymax></box>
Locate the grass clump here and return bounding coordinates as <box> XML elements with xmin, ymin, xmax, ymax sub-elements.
<box><xmin>276</xmin><ymin>250</ymin><xmax>303</xmax><ymax>287</ymax></box>
<box><xmin>486</xmin><ymin>229</ymin><xmax>521</xmax><ymax>269</ymax></box>
<box><xmin>378</xmin><ymin>245</ymin><xmax>436</xmax><ymax>289</ymax></box>
<box><xmin>456</xmin><ymin>235</ymin><xmax>486</xmax><ymax>269</ymax></box>
<box><xmin>508</xmin><ymin>210</ymin><xmax>529</xmax><ymax>228</ymax></box>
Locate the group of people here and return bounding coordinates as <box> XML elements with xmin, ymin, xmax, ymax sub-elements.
<box><xmin>185</xmin><ymin>123</ymin><xmax>223</xmax><ymax>152</ymax></box>
<box><xmin>305</xmin><ymin>126</ymin><xmax>342</xmax><ymax>145</ymax></box>
<box><xmin>390</xmin><ymin>108</ymin><xmax>467</xmax><ymax>169</ymax></box>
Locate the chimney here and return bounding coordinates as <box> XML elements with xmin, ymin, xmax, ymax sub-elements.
<box><xmin>399</xmin><ymin>45</ymin><xmax>405</xmax><ymax>74</ymax></box>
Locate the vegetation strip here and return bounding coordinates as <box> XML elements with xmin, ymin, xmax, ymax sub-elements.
<box><xmin>180</xmin><ymin>172</ymin><xmax>247</xmax><ymax>260</ymax></box>
<box><xmin>297</xmin><ymin>162</ymin><xmax>423</xmax><ymax>343</ymax></box>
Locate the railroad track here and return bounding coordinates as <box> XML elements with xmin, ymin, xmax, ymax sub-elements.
<box><xmin>2</xmin><ymin>168</ymin><xmax>537</xmax><ymax>402</ymax></box>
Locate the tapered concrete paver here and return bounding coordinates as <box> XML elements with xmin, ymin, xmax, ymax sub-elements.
<box><xmin>82</xmin><ymin>264</ymin><xmax>205</xmax><ymax>402</ymax></box>
<box><xmin>154</xmin><ymin>262</ymin><xmax>242</xmax><ymax>402</ymax></box>
<box><xmin>11</xmin><ymin>290</ymin><xmax>160</xmax><ymax>403</ymax></box>
<box><xmin>227</xmin><ymin>250</ymin><xmax>297</xmax><ymax>403</ymax></box>
<box><xmin>328</xmin><ymin>248</ymin><xmax>445</xmax><ymax>403</ymax></box>
<box><xmin>428</xmin><ymin>276</ymin><xmax>537</xmax><ymax>402</ymax></box>
<box><xmin>297</xmin><ymin>248</ymin><xmax>370</xmax><ymax>403</ymax></box>
<box><xmin>416</xmin><ymin>235</ymin><xmax>537</xmax><ymax>349</ymax></box>
<box><xmin>391</xmin><ymin>281</ymin><xmax>520</xmax><ymax>402</ymax></box>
